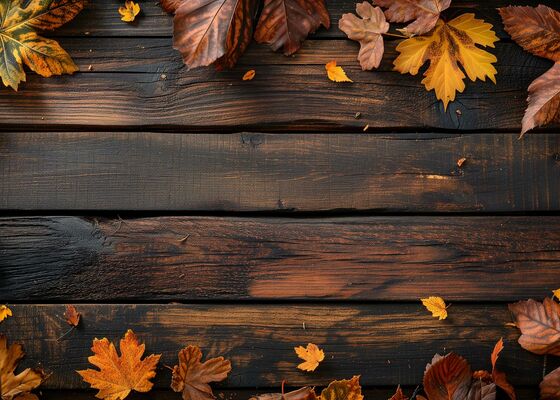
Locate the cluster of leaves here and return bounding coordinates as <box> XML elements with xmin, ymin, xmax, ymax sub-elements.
<box><xmin>160</xmin><ymin>0</ymin><xmax>330</xmax><ymax>70</ymax></box>
<box><xmin>509</xmin><ymin>296</ymin><xmax>560</xmax><ymax>399</ymax></box>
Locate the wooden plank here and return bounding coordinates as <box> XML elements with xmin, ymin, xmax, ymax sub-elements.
<box><xmin>0</xmin><ymin>41</ymin><xmax>552</xmax><ymax>131</ymax></box>
<box><xmin>2</xmin><ymin>216</ymin><xmax>559</xmax><ymax>302</ymax></box>
<box><xmin>1</xmin><ymin>133</ymin><xmax>558</xmax><ymax>212</ymax></box>
<box><xmin>0</xmin><ymin>304</ymin><xmax>544</xmax><ymax>389</ymax></box>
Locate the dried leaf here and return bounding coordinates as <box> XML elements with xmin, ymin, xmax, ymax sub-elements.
<box><xmin>489</xmin><ymin>338</ymin><xmax>516</xmax><ymax>400</ymax></box>
<box><xmin>0</xmin><ymin>0</ymin><xmax>85</xmax><ymax>90</ymax></box>
<box><xmin>521</xmin><ymin>63</ymin><xmax>560</xmax><ymax>135</ymax></box>
<box><xmin>473</xmin><ymin>370</ymin><xmax>492</xmax><ymax>381</ymax></box>
<box><xmin>119</xmin><ymin>0</ymin><xmax>140</xmax><ymax>22</ymax></box>
<box><xmin>295</xmin><ymin>343</ymin><xmax>325</xmax><ymax>372</ymax></box>
<box><xmin>541</xmin><ymin>366</ymin><xmax>560</xmax><ymax>400</ymax></box>
<box><xmin>171</xmin><ymin>345</ymin><xmax>231</xmax><ymax>400</ymax></box>
<box><xmin>394</xmin><ymin>14</ymin><xmax>498</xmax><ymax>110</ymax></box>
<box><xmin>339</xmin><ymin>2</ymin><xmax>389</xmax><ymax>70</ymax></box>
<box><xmin>0</xmin><ymin>335</ymin><xmax>45</xmax><ymax>399</ymax></box>
<box><xmin>325</xmin><ymin>61</ymin><xmax>352</xmax><ymax>82</ymax></box>
<box><xmin>254</xmin><ymin>0</ymin><xmax>330</xmax><ymax>55</ymax></box>
<box><xmin>243</xmin><ymin>70</ymin><xmax>256</xmax><ymax>81</ymax></box>
<box><xmin>320</xmin><ymin>376</ymin><xmax>363</xmax><ymax>400</ymax></box>
<box><xmin>77</xmin><ymin>329</ymin><xmax>161</xmax><ymax>400</ymax></box>
<box><xmin>467</xmin><ymin>380</ymin><xmax>496</xmax><ymax>400</ymax></box>
<box><xmin>423</xmin><ymin>353</ymin><xmax>472</xmax><ymax>400</ymax></box>
<box><xmin>508</xmin><ymin>298</ymin><xmax>560</xmax><ymax>356</ymax></box>
<box><xmin>64</xmin><ymin>305</ymin><xmax>81</xmax><ymax>327</ymax></box>
<box><xmin>389</xmin><ymin>386</ymin><xmax>408</xmax><ymax>400</ymax></box>
<box><xmin>374</xmin><ymin>0</ymin><xmax>451</xmax><ymax>36</ymax></box>
<box><xmin>249</xmin><ymin>387</ymin><xmax>317</xmax><ymax>400</ymax></box>
<box><xmin>421</xmin><ymin>296</ymin><xmax>448</xmax><ymax>320</ymax></box>
<box><xmin>554</xmin><ymin>289</ymin><xmax>560</xmax><ymax>300</ymax></box>
<box><xmin>457</xmin><ymin>157</ymin><xmax>467</xmax><ymax>168</ymax></box>
<box><xmin>0</xmin><ymin>305</ymin><xmax>12</xmax><ymax>322</ymax></box>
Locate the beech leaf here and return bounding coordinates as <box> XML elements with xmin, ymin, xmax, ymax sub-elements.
<box><xmin>119</xmin><ymin>0</ymin><xmax>140</xmax><ymax>22</ymax></box>
<box><xmin>320</xmin><ymin>376</ymin><xmax>363</xmax><ymax>400</ymax></box>
<box><xmin>295</xmin><ymin>343</ymin><xmax>325</xmax><ymax>372</ymax></box>
<box><xmin>325</xmin><ymin>61</ymin><xmax>352</xmax><ymax>82</ymax></box>
<box><xmin>0</xmin><ymin>305</ymin><xmax>12</xmax><ymax>322</ymax></box>
<box><xmin>420</xmin><ymin>296</ymin><xmax>448</xmax><ymax>320</ymax></box>
<box><xmin>374</xmin><ymin>0</ymin><xmax>451</xmax><ymax>36</ymax></box>
<box><xmin>339</xmin><ymin>2</ymin><xmax>389</xmax><ymax>70</ymax></box>
<box><xmin>541</xmin><ymin>367</ymin><xmax>560</xmax><ymax>400</ymax></box>
<box><xmin>423</xmin><ymin>353</ymin><xmax>471</xmax><ymax>400</ymax></box>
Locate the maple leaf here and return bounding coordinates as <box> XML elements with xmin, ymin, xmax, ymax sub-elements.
<box><xmin>254</xmin><ymin>0</ymin><xmax>330</xmax><ymax>56</ymax></box>
<box><xmin>171</xmin><ymin>345</ymin><xmax>231</xmax><ymax>400</ymax></box>
<box><xmin>339</xmin><ymin>2</ymin><xmax>389</xmax><ymax>70</ymax></box>
<box><xmin>319</xmin><ymin>376</ymin><xmax>363</xmax><ymax>400</ymax></box>
<box><xmin>423</xmin><ymin>353</ymin><xmax>472</xmax><ymax>400</ymax></box>
<box><xmin>249</xmin><ymin>386</ymin><xmax>317</xmax><ymax>400</ymax></box>
<box><xmin>119</xmin><ymin>0</ymin><xmax>140</xmax><ymax>22</ymax></box>
<box><xmin>508</xmin><ymin>298</ymin><xmax>560</xmax><ymax>356</ymax></box>
<box><xmin>394</xmin><ymin>14</ymin><xmax>498</xmax><ymax>110</ymax></box>
<box><xmin>389</xmin><ymin>386</ymin><xmax>408</xmax><ymax>400</ymax></box>
<box><xmin>0</xmin><ymin>335</ymin><xmax>45</xmax><ymax>400</ymax></box>
<box><xmin>0</xmin><ymin>305</ymin><xmax>12</xmax><ymax>322</ymax></box>
<box><xmin>64</xmin><ymin>304</ymin><xmax>80</xmax><ymax>327</ymax></box>
<box><xmin>420</xmin><ymin>296</ymin><xmax>448</xmax><ymax>320</ymax></box>
<box><xmin>0</xmin><ymin>0</ymin><xmax>85</xmax><ymax>91</ymax></box>
<box><xmin>374</xmin><ymin>0</ymin><xmax>451</xmax><ymax>36</ymax></box>
<box><xmin>489</xmin><ymin>338</ymin><xmax>516</xmax><ymax>400</ymax></box>
<box><xmin>77</xmin><ymin>329</ymin><xmax>161</xmax><ymax>400</ymax></box>
<box><xmin>325</xmin><ymin>61</ymin><xmax>352</xmax><ymax>82</ymax></box>
<box><xmin>541</xmin><ymin>366</ymin><xmax>560</xmax><ymax>400</ymax></box>
<box><xmin>295</xmin><ymin>343</ymin><xmax>325</xmax><ymax>372</ymax></box>
<box><xmin>243</xmin><ymin>69</ymin><xmax>256</xmax><ymax>81</ymax></box>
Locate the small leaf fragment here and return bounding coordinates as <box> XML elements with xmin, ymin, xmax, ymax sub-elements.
<box><xmin>119</xmin><ymin>0</ymin><xmax>141</xmax><ymax>22</ymax></box>
<box><xmin>0</xmin><ymin>335</ymin><xmax>45</xmax><ymax>399</ymax></box>
<box><xmin>389</xmin><ymin>385</ymin><xmax>408</xmax><ymax>400</ymax></box>
<box><xmin>243</xmin><ymin>70</ymin><xmax>256</xmax><ymax>81</ymax></box>
<box><xmin>0</xmin><ymin>305</ymin><xmax>12</xmax><ymax>322</ymax></box>
<box><xmin>295</xmin><ymin>343</ymin><xmax>325</xmax><ymax>372</ymax></box>
<box><xmin>326</xmin><ymin>61</ymin><xmax>352</xmax><ymax>82</ymax></box>
<box><xmin>541</xmin><ymin>366</ymin><xmax>560</xmax><ymax>400</ymax></box>
<box><xmin>374</xmin><ymin>0</ymin><xmax>451</xmax><ymax>36</ymax></box>
<box><xmin>421</xmin><ymin>296</ymin><xmax>448</xmax><ymax>320</ymax></box>
<box><xmin>250</xmin><ymin>386</ymin><xmax>316</xmax><ymax>400</ymax></box>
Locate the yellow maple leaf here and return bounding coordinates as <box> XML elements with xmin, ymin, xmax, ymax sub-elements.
<box><xmin>295</xmin><ymin>343</ymin><xmax>325</xmax><ymax>371</ymax></box>
<box><xmin>553</xmin><ymin>289</ymin><xmax>560</xmax><ymax>300</ymax></box>
<box><xmin>320</xmin><ymin>376</ymin><xmax>363</xmax><ymax>400</ymax></box>
<box><xmin>421</xmin><ymin>296</ymin><xmax>448</xmax><ymax>320</ymax></box>
<box><xmin>326</xmin><ymin>61</ymin><xmax>353</xmax><ymax>82</ymax></box>
<box><xmin>119</xmin><ymin>0</ymin><xmax>140</xmax><ymax>22</ymax></box>
<box><xmin>0</xmin><ymin>305</ymin><xmax>12</xmax><ymax>322</ymax></box>
<box><xmin>394</xmin><ymin>13</ymin><xmax>499</xmax><ymax>110</ymax></box>
<box><xmin>77</xmin><ymin>329</ymin><xmax>161</xmax><ymax>400</ymax></box>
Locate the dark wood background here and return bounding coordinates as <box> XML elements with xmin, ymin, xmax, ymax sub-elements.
<box><xmin>0</xmin><ymin>0</ymin><xmax>559</xmax><ymax>399</ymax></box>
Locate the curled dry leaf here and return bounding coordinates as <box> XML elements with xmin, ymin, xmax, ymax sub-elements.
<box><xmin>77</xmin><ymin>329</ymin><xmax>161</xmax><ymax>400</ymax></box>
<box><xmin>389</xmin><ymin>385</ymin><xmax>408</xmax><ymax>400</ymax></box>
<box><xmin>423</xmin><ymin>353</ymin><xmax>472</xmax><ymax>400</ymax></box>
<box><xmin>171</xmin><ymin>345</ymin><xmax>231</xmax><ymax>400</ymax></box>
<box><xmin>320</xmin><ymin>376</ymin><xmax>363</xmax><ymax>400</ymax></box>
<box><xmin>295</xmin><ymin>343</ymin><xmax>325</xmax><ymax>372</ymax></box>
<box><xmin>0</xmin><ymin>0</ymin><xmax>85</xmax><ymax>91</ymax></box>
<box><xmin>541</xmin><ymin>366</ymin><xmax>560</xmax><ymax>400</ymax></box>
<box><xmin>374</xmin><ymin>0</ymin><xmax>451</xmax><ymax>36</ymax></box>
<box><xmin>0</xmin><ymin>305</ymin><xmax>12</xmax><ymax>322</ymax></box>
<box><xmin>243</xmin><ymin>69</ymin><xmax>256</xmax><ymax>81</ymax></box>
<box><xmin>421</xmin><ymin>296</ymin><xmax>448</xmax><ymax>320</ymax></box>
<box><xmin>325</xmin><ymin>61</ymin><xmax>352</xmax><ymax>82</ymax></box>
<box><xmin>119</xmin><ymin>0</ymin><xmax>140</xmax><ymax>22</ymax></box>
<box><xmin>508</xmin><ymin>297</ymin><xmax>560</xmax><ymax>356</ymax></box>
<box><xmin>249</xmin><ymin>386</ymin><xmax>317</xmax><ymax>400</ymax></box>
<box><xmin>394</xmin><ymin>14</ymin><xmax>498</xmax><ymax>110</ymax></box>
<box><xmin>521</xmin><ymin>63</ymin><xmax>560</xmax><ymax>135</ymax></box>
<box><xmin>254</xmin><ymin>0</ymin><xmax>330</xmax><ymax>56</ymax></box>
<box><xmin>64</xmin><ymin>304</ymin><xmax>81</xmax><ymax>327</ymax></box>
<box><xmin>0</xmin><ymin>335</ymin><xmax>45</xmax><ymax>400</ymax></box>
<box><xmin>339</xmin><ymin>2</ymin><xmax>389</xmax><ymax>70</ymax></box>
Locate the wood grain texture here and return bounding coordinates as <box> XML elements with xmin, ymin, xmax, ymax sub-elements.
<box><xmin>1</xmin><ymin>133</ymin><xmax>559</xmax><ymax>211</ymax></box>
<box><xmin>0</xmin><ymin>304</ymin><xmax>544</xmax><ymax>389</ymax></box>
<box><xmin>2</xmin><ymin>215</ymin><xmax>559</xmax><ymax>302</ymax></box>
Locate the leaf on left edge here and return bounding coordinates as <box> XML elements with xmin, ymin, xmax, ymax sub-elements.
<box><xmin>0</xmin><ymin>305</ymin><xmax>12</xmax><ymax>322</ymax></box>
<box><xmin>320</xmin><ymin>376</ymin><xmax>363</xmax><ymax>400</ymax></box>
<box><xmin>325</xmin><ymin>61</ymin><xmax>352</xmax><ymax>82</ymax></box>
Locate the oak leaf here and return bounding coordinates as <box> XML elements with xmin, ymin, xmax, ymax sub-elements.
<box><xmin>254</xmin><ymin>0</ymin><xmax>330</xmax><ymax>56</ymax></box>
<box><xmin>249</xmin><ymin>386</ymin><xmax>317</xmax><ymax>400</ymax></box>
<box><xmin>295</xmin><ymin>343</ymin><xmax>324</xmax><ymax>372</ymax></box>
<box><xmin>374</xmin><ymin>0</ymin><xmax>451</xmax><ymax>36</ymax></box>
<box><xmin>0</xmin><ymin>0</ymin><xmax>85</xmax><ymax>91</ymax></box>
<box><xmin>339</xmin><ymin>2</ymin><xmax>389</xmax><ymax>70</ymax></box>
<box><xmin>119</xmin><ymin>1</ymin><xmax>140</xmax><ymax>22</ymax></box>
<box><xmin>319</xmin><ymin>376</ymin><xmax>363</xmax><ymax>400</ymax></box>
<box><xmin>508</xmin><ymin>298</ymin><xmax>560</xmax><ymax>356</ymax></box>
<box><xmin>325</xmin><ymin>61</ymin><xmax>352</xmax><ymax>82</ymax></box>
<box><xmin>421</xmin><ymin>296</ymin><xmax>448</xmax><ymax>320</ymax></box>
<box><xmin>423</xmin><ymin>353</ymin><xmax>471</xmax><ymax>400</ymax></box>
<box><xmin>171</xmin><ymin>345</ymin><xmax>231</xmax><ymax>400</ymax></box>
<box><xmin>394</xmin><ymin>14</ymin><xmax>498</xmax><ymax>110</ymax></box>
<box><xmin>77</xmin><ymin>329</ymin><xmax>161</xmax><ymax>400</ymax></box>
<box><xmin>0</xmin><ymin>305</ymin><xmax>12</xmax><ymax>322</ymax></box>
<box><xmin>541</xmin><ymin>366</ymin><xmax>560</xmax><ymax>400</ymax></box>
<box><xmin>64</xmin><ymin>304</ymin><xmax>80</xmax><ymax>327</ymax></box>
<box><xmin>0</xmin><ymin>335</ymin><xmax>45</xmax><ymax>400</ymax></box>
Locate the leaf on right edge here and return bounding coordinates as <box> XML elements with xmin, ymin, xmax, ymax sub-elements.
<box><xmin>320</xmin><ymin>376</ymin><xmax>363</xmax><ymax>400</ymax></box>
<box><xmin>0</xmin><ymin>305</ymin><xmax>12</xmax><ymax>322</ymax></box>
<box><xmin>373</xmin><ymin>0</ymin><xmax>451</xmax><ymax>36</ymax></box>
<box><xmin>339</xmin><ymin>2</ymin><xmax>389</xmax><ymax>70</ymax></box>
<box><xmin>423</xmin><ymin>353</ymin><xmax>472</xmax><ymax>400</ymax></box>
<box><xmin>490</xmin><ymin>338</ymin><xmax>516</xmax><ymax>400</ymax></box>
<box><xmin>541</xmin><ymin>366</ymin><xmax>560</xmax><ymax>400</ymax></box>
<box><xmin>508</xmin><ymin>298</ymin><xmax>560</xmax><ymax>356</ymax></box>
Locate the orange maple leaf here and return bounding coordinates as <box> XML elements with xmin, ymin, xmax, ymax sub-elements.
<box><xmin>295</xmin><ymin>343</ymin><xmax>325</xmax><ymax>372</ymax></box>
<box><xmin>77</xmin><ymin>329</ymin><xmax>161</xmax><ymax>400</ymax></box>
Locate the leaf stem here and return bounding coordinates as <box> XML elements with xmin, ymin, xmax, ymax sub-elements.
<box><xmin>383</xmin><ymin>32</ymin><xmax>409</xmax><ymax>39</ymax></box>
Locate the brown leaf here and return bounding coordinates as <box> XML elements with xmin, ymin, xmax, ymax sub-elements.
<box><xmin>473</xmin><ymin>370</ymin><xmax>492</xmax><ymax>382</ymax></box>
<box><xmin>339</xmin><ymin>2</ymin><xmax>389</xmax><ymax>70</ymax></box>
<box><xmin>64</xmin><ymin>304</ymin><xmax>81</xmax><ymax>327</ymax></box>
<box><xmin>521</xmin><ymin>63</ymin><xmax>560</xmax><ymax>135</ymax></box>
<box><xmin>171</xmin><ymin>345</ymin><xmax>231</xmax><ymax>400</ymax></box>
<box><xmin>374</xmin><ymin>0</ymin><xmax>451</xmax><ymax>36</ymax></box>
<box><xmin>249</xmin><ymin>387</ymin><xmax>317</xmax><ymax>400</ymax></box>
<box><xmin>423</xmin><ymin>353</ymin><xmax>472</xmax><ymax>400</ymax></box>
<box><xmin>541</xmin><ymin>366</ymin><xmax>560</xmax><ymax>400</ymax></box>
<box><xmin>508</xmin><ymin>298</ymin><xmax>560</xmax><ymax>356</ymax></box>
<box><xmin>320</xmin><ymin>376</ymin><xmax>363</xmax><ymax>400</ymax></box>
<box><xmin>254</xmin><ymin>0</ymin><xmax>330</xmax><ymax>56</ymax></box>
<box><xmin>389</xmin><ymin>385</ymin><xmax>408</xmax><ymax>400</ymax></box>
<box><xmin>77</xmin><ymin>329</ymin><xmax>161</xmax><ymax>400</ymax></box>
<box><xmin>243</xmin><ymin>69</ymin><xmax>256</xmax><ymax>81</ymax></box>
<box><xmin>0</xmin><ymin>335</ymin><xmax>45</xmax><ymax>400</ymax></box>
<box><xmin>490</xmin><ymin>338</ymin><xmax>516</xmax><ymax>400</ymax></box>
<box><xmin>466</xmin><ymin>380</ymin><xmax>496</xmax><ymax>400</ymax></box>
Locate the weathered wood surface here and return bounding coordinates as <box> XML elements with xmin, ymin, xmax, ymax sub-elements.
<box><xmin>1</xmin><ymin>133</ymin><xmax>559</xmax><ymax>212</ymax></box>
<box><xmin>2</xmin><ymin>216</ymin><xmax>559</xmax><ymax>302</ymax></box>
<box><xmin>1</xmin><ymin>304</ymin><xmax>543</xmax><ymax>389</ymax></box>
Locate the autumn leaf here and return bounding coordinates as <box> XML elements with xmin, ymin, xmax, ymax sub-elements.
<box><xmin>320</xmin><ymin>376</ymin><xmax>363</xmax><ymax>400</ymax></box>
<box><xmin>0</xmin><ymin>0</ymin><xmax>85</xmax><ymax>91</ymax></box>
<box><xmin>171</xmin><ymin>345</ymin><xmax>231</xmax><ymax>400</ymax></box>
<box><xmin>64</xmin><ymin>304</ymin><xmax>80</xmax><ymax>327</ymax></box>
<box><xmin>0</xmin><ymin>335</ymin><xmax>45</xmax><ymax>400</ymax></box>
<box><xmin>467</xmin><ymin>380</ymin><xmax>496</xmax><ymax>400</ymax></box>
<box><xmin>394</xmin><ymin>14</ymin><xmax>498</xmax><ymax>110</ymax></box>
<box><xmin>389</xmin><ymin>386</ymin><xmax>408</xmax><ymax>400</ymax></box>
<box><xmin>508</xmin><ymin>298</ymin><xmax>560</xmax><ymax>356</ymax></box>
<box><xmin>326</xmin><ymin>61</ymin><xmax>352</xmax><ymax>82</ymax></box>
<box><xmin>77</xmin><ymin>329</ymin><xmax>161</xmax><ymax>400</ymax></box>
<box><xmin>339</xmin><ymin>2</ymin><xmax>389</xmax><ymax>70</ymax></box>
<box><xmin>295</xmin><ymin>343</ymin><xmax>325</xmax><ymax>372</ymax></box>
<box><xmin>541</xmin><ymin>367</ymin><xmax>560</xmax><ymax>400</ymax></box>
<box><xmin>554</xmin><ymin>289</ymin><xmax>560</xmax><ymax>301</ymax></box>
<box><xmin>243</xmin><ymin>69</ymin><xmax>256</xmax><ymax>81</ymax></box>
<box><xmin>0</xmin><ymin>305</ymin><xmax>12</xmax><ymax>322</ymax></box>
<box><xmin>421</xmin><ymin>296</ymin><xmax>448</xmax><ymax>320</ymax></box>
<box><xmin>423</xmin><ymin>353</ymin><xmax>472</xmax><ymax>400</ymax></box>
<box><xmin>119</xmin><ymin>0</ymin><xmax>140</xmax><ymax>22</ymax></box>
<box><xmin>489</xmin><ymin>338</ymin><xmax>516</xmax><ymax>400</ymax></box>
<box><xmin>249</xmin><ymin>386</ymin><xmax>317</xmax><ymax>400</ymax></box>
<box><xmin>374</xmin><ymin>0</ymin><xmax>451</xmax><ymax>36</ymax></box>
<box><xmin>254</xmin><ymin>0</ymin><xmax>330</xmax><ymax>56</ymax></box>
